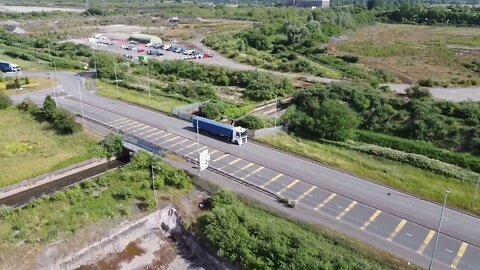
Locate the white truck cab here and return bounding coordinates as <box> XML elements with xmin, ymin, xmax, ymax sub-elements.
<box><xmin>233</xmin><ymin>127</ymin><xmax>248</xmax><ymax>145</ymax></box>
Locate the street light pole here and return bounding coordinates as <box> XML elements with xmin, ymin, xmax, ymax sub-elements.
<box><xmin>47</xmin><ymin>45</ymin><xmax>57</xmax><ymax>105</ymax></box>
<box><xmin>429</xmin><ymin>189</ymin><xmax>450</xmax><ymax>270</ymax></box>
<box><xmin>77</xmin><ymin>80</ymin><xmax>85</xmax><ymax>124</ymax></box>
<box><xmin>147</xmin><ymin>64</ymin><xmax>151</xmax><ymax>103</ymax></box>
<box><xmin>113</xmin><ymin>61</ymin><xmax>119</xmax><ymax>98</ymax></box>
<box><xmin>473</xmin><ymin>177</ymin><xmax>480</xmax><ymax>207</ymax></box>
<box><xmin>151</xmin><ymin>163</ymin><xmax>157</xmax><ymax>202</ymax></box>
<box><xmin>92</xmin><ymin>47</ymin><xmax>98</xmax><ymax>78</ymax></box>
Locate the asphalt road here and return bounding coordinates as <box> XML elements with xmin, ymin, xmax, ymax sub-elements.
<box><xmin>10</xmin><ymin>71</ymin><xmax>480</xmax><ymax>269</ymax></box>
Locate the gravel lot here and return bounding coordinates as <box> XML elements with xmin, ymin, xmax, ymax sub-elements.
<box><xmin>0</xmin><ymin>5</ymin><xmax>84</xmax><ymax>13</ymax></box>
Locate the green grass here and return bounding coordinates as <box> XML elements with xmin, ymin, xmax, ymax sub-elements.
<box><xmin>337</xmin><ymin>40</ymin><xmax>422</xmax><ymax>58</ymax></box>
<box><xmin>0</xmin><ymin>51</ymin><xmax>52</xmax><ymax>71</ymax></box>
<box><xmin>257</xmin><ymin>133</ymin><xmax>480</xmax><ymax>215</ymax></box>
<box><xmin>0</xmin><ymin>156</ymin><xmax>192</xmax><ymax>266</ymax></box>
<box><xmin>96</xmin><ymin>80</ymin><xmax>188</xmax><ymax>114</ymax></box>
<box><xmin>0</xmin><ymin>108</ymin><xmax>97</xmax><ymax>187</ymax></box>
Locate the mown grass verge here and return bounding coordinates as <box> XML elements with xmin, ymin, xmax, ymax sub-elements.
<box><xmin>196</xmin><ymin>191</ymin><xmax>416</xmax><ymax>270</ymax></box>
<box><xmin>0</xmin><ymin>107</ymin><xmax>97</xmax><ymax>188</ymax></box>
<box><xmin>95</xmin><ymin>80</ymin><xmax>188</xmax><ymax>114</ymax></box>
<box><xmin>257</xmin><ymin>132</ymin><xmax>480</xmax><ymax>215</ymax></box>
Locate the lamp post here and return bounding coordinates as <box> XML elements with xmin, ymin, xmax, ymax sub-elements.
<box><xmin>151</xmin><ymin>163</ymin><xmax>158</xmax><ymax>202</ymax></box>
<box><xmin>473</xmin><ymin>177</ymin><xmax>479</xmax><ymax>207</ymax></box>
<box><xmin>113</xmin><ymin>61</ymin><xmax>119</xmax><ymax>98</ymax></box>
<box><xmin>92</xmin><ymin>47</ymin><xmax>98</xmax><ymax>78</ymax></box>
<box><xmin>47</xmin><ymin>45</ymin><xmax>57</xmax><ymax>105</ymax></box>
<box><xmin>77</xmin><ymin>80</ymin><xmax>85</xmax><ymax>124</ymax></box>
<box><xmin>429</xmin><ymin>189</ymin><xmax>450</xmax><ymax>270</ymax></box>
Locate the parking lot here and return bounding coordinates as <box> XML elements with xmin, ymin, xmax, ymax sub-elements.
<box><xmin>73</xmin><ymin>36</ymin><xmax>213</xmax><ymax>63</ymax></box>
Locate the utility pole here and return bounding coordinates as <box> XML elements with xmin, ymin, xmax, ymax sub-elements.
<box><xmin>92</xmin><ymin>47</ymin><xmax>98</xmax><ymax>78</ymax></box>
<box><xmin>113</xmin><ymin>61</ymin><xmax>119</xmax><ymax>98</ymax></box>
<box><xmin>47</xmin><ymin>45</ymin><xmax>58</xmax><ymax>105</ymax></box>
<box><xmin>77</xmin><ymin>80</ymin><xmax>85</xmax><ymax>124</ymax></box>
<box><xmin>473</xmin><ymin>177</ymin><xmax>480</xmax><ymax>207</ymax></box>
<box><xmin>429</xmin><ymin>189</ymin><xmax>450</xmax><ymax>270</ymax></box>
<box><xmin>151</xmin><ymin>163</ymin><xmax>157</xmax><ymax>202</ymax></box>
<box><xmin>147</xmin><ymin>64</ymin><xmax>151</xmax><ymax>103</ymax></box>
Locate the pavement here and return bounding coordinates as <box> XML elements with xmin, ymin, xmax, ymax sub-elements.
<box><xmin>10</xmin><ymin>71</ymin><xmax>480</xmax><ymax>270</ymax></box>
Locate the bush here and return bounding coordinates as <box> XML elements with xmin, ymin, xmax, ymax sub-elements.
<box><xmin>418</xmin><ymin>78</ymin><xmax>434</xmax><ymax>87</ymax></box>
<box><xmin>42</xmin><ymin>95</ymin><xmax>57</xmax><ymax>120</ymax></box>
<box><xmin>406</xmin><ymin>85</ymin><xmax>432</xmax><ymax>99</ymax></box>
<box><xmin>0</xmin><ymin>92</ymin><xmax>12</xmax><ymax>109</ymax></box>
<box><xmin>236</xmin><ymin>114</ymin><xmax>274</xmax><ymax>130</ymax></box>
<box><xmin>52</xmin><ymin>108</ymin><xmax>77</xmax><ymax>134</ymax></box>
<box><xmin>356</xmin><ymin>130</ymin><xmax>480</xmax><ymax>173</ymax></box>
<box><xmin>199</xmin><ymin>101</ymin><xmax>225</xmax><ymax>120</ymax></box>
<box><xmin>100</xmin><ymin>133</ymin><xmax>124</xmax><ymax>158</ymax></box>
<box><xmin>339</xmin><ymin>55</ymin><xmax>359</xmax><ymax>63</ymax></box>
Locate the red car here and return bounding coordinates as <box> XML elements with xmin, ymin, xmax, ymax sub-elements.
<box><xmin>137</xmin><ymin>48</ymin><xmax>145</xmax><ymax>53</ymax></box>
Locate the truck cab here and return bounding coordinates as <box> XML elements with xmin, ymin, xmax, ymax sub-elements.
<box><xmin>233</xmin><ymin>127</ymin><xmax>248</xmax><ymax>145</ymax></box>
<box><xmin>0</xmin><ymin>62</ymin><xmax>20</xmax><ymax>73</ymax></box>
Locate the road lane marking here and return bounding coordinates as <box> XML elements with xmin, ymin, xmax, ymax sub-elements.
<box><xmin>336</xmin><ymin>201</ymin><xmax>357</xmax><ymax>220</ymax></box>
<box><xmin>177</xmin><ymin>142</ymin><xmax>197</xmax><ymax>152</ymax></box>
<box><xmin>213</xmin><ymin>154</ymin><xmax>229</xmax><ymax>162</ymax></box>
<box><xmin>417</xmin><ymin>230</ymin><xmax>435</xmax><ymax>254</ymax></box>
<box><xmin>137</xmin><ymin>127</ymin><xmax>157</xmax><ymax>135</ymax></box>
<box><xmin>123</xmin><ymin>123</ymin><xmax>144</xmax><ymax>131</ymax></box>
<box><xmin>240</xmin><ymin>166</ymin><xmax>264</xmax><ymax>180</ymax></box>
<box><xmin>361</xmin><ymin>210</ymin><xmax>382</xmax><ymax>230</ymax></box>
<box><xmin>151</xmin><ymin>133</ymin><xmax>173</xmax><ymax>141</ymax></box>
<box><xmin>209</xmin><ymin>149</ymin><xmax>218</xmax><ymax>155</ymax></box>
<box><xmin>233</xmin><ymin>163</ymin><xmax>254</xmax><ymax>175</ymax></box>
<box><xmin>277</xmin><ymin>179</ymin><xmax>300</xmax><ymax>196</ymax></box>
<box><xmin>447</xmin><ymin>249</ymin><xmax>454</xmax><ymax>253</ymax></box>
<box><xmin>109</xmin><ymin>118</ymin><xmax>128</xmax><ymax>125</ymax></box>
<box><xmin>187</xmin><ymin>146</ymin><xmax>207</xmax><ymax>156</ymax></box>
<box><xmin>135</xmin><ymin>125</ymin><xmax>151</xmax><ymax>132</ymax></box>
<box><xmin>314</xmin><ymin>193</ymin><xmax>336</xmax><ymax>211</ymax></box>
<box><xmin>144</xmin><ymin>130</ymin><xmax>164</xmax><ymax>138</ymax></box>
<box><xmin>169</xmin><ymin>139</ymin><xmax>188</xmax><ymax>147</ymax></box>
<box><xmin>260</xmin><ymin>173</ymin><xmax>283</xmax><ymax>188</ymax></box>
<box><xmin>163</xmin><ymin>135</ymin><xmax>180</xmax><ymax>143</ymax></box>
<box><xmin>228</xmin><ymin>158</ymin><xmax>242</xmax><ymax>165</ymax></box>
<box><xmin>451</xmin><ymin>242</ymin><xmax>468</xmax><ymax>269</ymax></box>
<box><xmin>294</xmin><ymin>186</ymin><xmax>317</xmax><ymax>203</ymax></box>
<box><xmin>387</xmin><ymin>219</ymin><xmax>407</xmax><ymax>242</ymax></box>
<box><xmin>115</xmin><ymin>120</ymin><xmax>138</xmax><ymax>129</ymax></box>
<box><xmin>406</xmin><ymin>233</ymin><xmax>413</xmax><ymax>237</ymax></box>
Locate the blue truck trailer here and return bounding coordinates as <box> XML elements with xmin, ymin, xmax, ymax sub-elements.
<box><xmin>192</xmin><ymin>116</ymin><xmax>247</xmax><ymax>145</ymax></box>
<box><xmin>0</xmin><ymin>61</ymin><xmax>21</xmax><ymax>73</ymax></box>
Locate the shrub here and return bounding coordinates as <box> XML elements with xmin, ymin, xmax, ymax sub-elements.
<box><xmin>406</xmin><ymin>86</ymin><xmax>432</xmax><ymax>99</ymax></box>
<box><xmin>100</xmin><ymin>133</ymin><xmax>124</xmax><ymax>158</ymax></box>
<box><xmin>199</xmin><ymin>101</ymin><xmax>225</xmax><ymax>120</ymax></box>
<box><xmin>338</xmin><ymin>55</ymin><xmax>359</xmax><ymax>63</ymax></box>
<box><xmin>418</xmin><ymin>78</ymin><xmax>434</xmax><ymax>87</ymax></box>
<box><xmin>42</xmin><ymin>95</ymin><xmax>57</xmax><ymax>120</ymax></box>
<box><xmin>0</xmin><ymin>91</ymin><xmax>12</xmax><ymax>109</ymax></box>
<box><xmin>52</xmin><ymin>108</ymin><xmax>77</xmax><ymax>134</ymax></box>
<box><xmin>236</xmin><ymin>114</ymin><xmax>274</xmax><ymax>130</ymax></box>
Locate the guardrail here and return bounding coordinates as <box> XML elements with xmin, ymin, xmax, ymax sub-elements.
<box><xmin>78</xmin><ymin>114</ymin><xmax>280</xmax><ymax>201</ymax></box>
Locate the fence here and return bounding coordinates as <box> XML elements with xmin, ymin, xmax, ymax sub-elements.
<box><xmin>172</xmin><ymin>101</ymin><xmax>205</xmax><ymax>121</ymax></box>
<box><xmin>248</xmin><ymin>126</ymin><xmax>284</xmax><ymax>139</ymax></box>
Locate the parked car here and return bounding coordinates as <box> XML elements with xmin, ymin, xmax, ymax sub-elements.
<box><xmin>127</xmin><ymin>45</ymin><xmax>137</xmax><ymax>51</ymax></box>
<box><xmin>122</xmin><ymin>54</ymin><xmax>133</xmax><ymax>59</ymax></box>
<box><xmin>137</xmin><ymin>48</ymin><xmax>145</xmax><ymax>53</ymax></box>
<box><xmin>153</xmin><ymin>44</ymin><xmax>163</xmax><ymax>49</ymax></box>
<box><xmin>183</xmin><ymin>49</ymin><xmax>194</xmax><ymax>55</ymax></box>
<box><xmin>162</xmin><ymin>44</ymin><xmax>172</xmax><ymax>50</ymax></box>
<box><xmin>173</xmin><ymin>47</ymin><xmax>183</xmax><ymax>53</ymax></box>
<box><xmin>129</xmin><ymin>40</ymin><xmax>138</xmax><ymax>44</ymax></box>
<box><xmin>147</xmin><ymin>49</ymin><xmax>164</xmax><ymax>56</ymax></box>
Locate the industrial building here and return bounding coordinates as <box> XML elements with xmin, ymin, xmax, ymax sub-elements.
<box><xmin>128</xmin><ymin>34</ymin><xmax>162</xmax><ymax>44</ymax></box>
<box><xmin>285</xmin><ymin>0</ymin><xmax>330</xmax><ymax>9</ymax></box>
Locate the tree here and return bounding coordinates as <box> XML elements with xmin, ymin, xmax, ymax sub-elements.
<box><xmin>101</xmin><ymin>133</ymin><xmax>124</xmax><ymax>158</ymax></box>
<box><xmin>367</xmin><ymin>0</ymin><xmax>384</xmax><ymax>10</ymax></box>
<box><xmin>239</xmin><ymin>39</ymin><xmax>246</xmax><ymax>53</ymax></box>
<box><xmin>43</xmin><ymin>95</ymin><xmax>57</xmax><ymax>120</ymax></box>
<box><xmin>406</xmin><ymin>86</ymin><xmax>432</xmax><ymax>99</ymax></box>
<box><xmin>0</xmin><ymin>92</ymin><xmax>12</xmax><ymax>109</ymax></box>
<box><xmin>311</xmin><ymin>100</ymin><xmax>360</xmax><ymax>141</ymax></box>
<box><xmin>200</xmin><ymin>102</ymin><xmax>225</xmax><ymax>120</ymax></box>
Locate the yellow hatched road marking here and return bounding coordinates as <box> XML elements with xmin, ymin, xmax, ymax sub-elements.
<box><xmin>387</xmin><ymin>219</ymin><xmax>407</xmax><ymax>241</ymax></box>
<box><xmin>109</xmin><ymin>117</ymin><xmax>128</xmax><ymax>125</ymax></box>
<box><xmin>152</xmin><ymin>132</ymin><xmax>173</xmax><ymax>141</ymax></box>
<box><xmin>139</xmin><ymin>128</ymin><xmax>159</xmax><ymax>136</ymax></box>
<box><xmin>116</xmin><ymin>120</ymin><xmax>138</xmax><ymax>129</ymax></box>
<box><xmin>315</xmin><ymin>193</ymin><xmax>336</xmax><ymax>211</ymax></box>
<box><xmin>260</xmin><ymin>173</ymin><xmax>283</xmax><ymax>188</ymax></box>
<box><xmin>277</xmin><ymin>179</ymin><xmax>300</xmax><ymax>196</ymax></box>
<box><xmin>417</xmin><ymin>230</ymin><xmax>435</xmax><ymax>254</ymax></box>
<box><xmin>294</xmin><ymin>186</ymin><xmax>317</xmax><ymax>203</ymax></box>
<box><xmin>240</xmin><ymin>166</ymin><xmax>264</xmax><ymax>180</ymax></box>
<box><xmin>239</xmin><ymin>163</ymin><xmax>254</xmax><ymax>171</ymax></box>
<box><xmin>451</xmin><ymin>242</ymin><xmax>468</xmax><ymax>269</ymax></box>
<box><xmin>209</xmin><ymin>149</ymin><xmax>218</xmax><ymax>155</ymax></box>
<box><xmin>361</xmin><ymin>210</ymin><xmax>382</xmax><ymax>230</ymax></box>
<box><xmin>336</xmin><ymin>201</ymin><xmax>357</xmax><ymax>220</ymax></box>
<box><xmin>228</xmin><ymin>158</ymin><xmax>242</xmax><ymax>165</ymax></box>
<box><xmin>213</xmin><ymin>154</ymin><xmax>229</xmax><ymax>162</ymax></box>
<box><xmin>135</xmin><ymin>125</ymin><xmax>151</xmax><ymax>132</ymax></box>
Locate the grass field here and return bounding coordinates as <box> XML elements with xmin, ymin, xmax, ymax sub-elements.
<box><xmin>332</xmin><ymin>23</ymin><xmax>480</xmax><ymax>84</ymax></box>
<box><xmin>258</xmin><ymin>133</ymin><xmax>480</xmax><ymax>215</ymax></box>
<box><xmin>96</xmin><ymin>80</ymin><xmax>188</xmax><ymax>114</ymax></box>
<box><xmin>0</xmin><ymin>108</ymin><xmax>97</xmax><ymax>187</ymax></box>
<box><xmin>3</xmin><ymin>77</ymin><xmax>56</xmax><ymax>96</ymax></box>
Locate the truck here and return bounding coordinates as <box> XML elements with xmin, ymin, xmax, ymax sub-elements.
<box><xmin>192</xmin><ymin>116</ymin><xmax>247</xmax><ymax>145</ymax></box>
<box><xmin>0</xmin><ymin>62</ymin><xmax>20</xmax><ymax>73</ymax></box>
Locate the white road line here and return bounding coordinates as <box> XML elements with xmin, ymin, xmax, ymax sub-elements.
<box><xmin>187</xmin><ymin>146</ymin><xmax>207</xmax><ymax>156</ymax></box>
<box><xmin>108</xmin><ymin>117</ymin><xmax>128</xmax><ymax>125</ymax></box>
<box><xmin>177</xmin><ymin>142</ymin><xmax>197</xmax><ymax>152</ymax></box>
<box><xmin>114</xmin><ymin>120</ymin><xmax>138</xmax><ymax>129</ymax></box>
<box><xmin>151</xmin><ymin>132</ymin><xmax>173</xmax><ymax>141</ymax></box>
<box><xmin>168</xmin><ymin>139</ymin><xmax>188</xmax><ymax>148</ymax></box>
<box><xmin>240</xmin><ymin>166</ymin><xmax>264</xmax><ymax>180</ymax></box>
<box><xmin>213</xmin><ymin>154</ymin><xmax>229</xmax><ymax>162</ymax></box>
<box><xmin>123</xmin><ymin>123</ymin><xmax>145</xmax><ymax>131</ymax></box>
<box><xmin>138</xmin><ymin>128</ymin><xmax>158</xmax><ymax>136</ymax></box>
<box><xmin>144</xmin><ymin>130</ymin><xmax>164</xmax><ymax>138</ymax></box>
